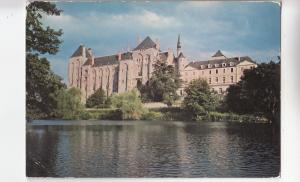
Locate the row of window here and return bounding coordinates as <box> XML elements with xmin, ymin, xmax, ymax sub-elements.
<box><xmin>208</xmin><ymin>76</ymin><xmax>234</xmax><ymax>84</ymax></box>
<box><xmin>201</xmin><ymin>62</ymin><xmax>235</xmax><ymax>69</ymax></box>
<box><xmin>185</xmin><ymin>68</ymin><xmax>235</xmax><ymax>76</ymax></box>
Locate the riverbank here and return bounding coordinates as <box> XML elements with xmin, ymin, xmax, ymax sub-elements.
<box><xmin>55</xmin><ymin>107</ymin><xmax>268</xmax><ymax>123</ymax></box>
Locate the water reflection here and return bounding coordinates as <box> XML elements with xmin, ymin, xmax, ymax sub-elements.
<box><xmin>26</xmin><ymin>120</ymin><xmax>280</xmax><ymax>177</ymax></box>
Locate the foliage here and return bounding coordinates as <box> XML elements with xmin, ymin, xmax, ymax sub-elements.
<box><xmin>139</xmin><ymin>61</ymin><xmax>182</xmax><ymax>105</ymax></box>
<box><xmin>110</xmin><ymin>89</ymin><xmax>147</xmax><ymax>120</ymax></box>
<box><xmin>141</xmin><ymin>111</ymin><xmax>164</xmax><ymax>121</ymax></box>
<box><xmin>183</xmin><ymin>78</ymin><xmax>220</xmax><ymax>118</ymax></box>
<box><xmin>85</xmin><ymin>108</ymin><xmax>122</xmax><ymax>120</ymax></box>
<box><xmin>55</xmin><ymin>88</ymin><xmax>84</xmax><ymax>120</ymax></box>
<box><xmin>26</xmin><ymin>2</ymin><xmax>64</xmax><ymax>119</ymax></box>
<box><xmin>86</xmin><ymin>88</ymin><xmax>107</xmax><ymax>108</ymax></box>
<box><xmin>225</xmin><ymin>61</ymin><xmax>280</xmax><ymax>124</ymax></box>
<box><xmin>195</xmin><ymin>112</ymin><xmax>265</xmax><ymax>123</ymax></box>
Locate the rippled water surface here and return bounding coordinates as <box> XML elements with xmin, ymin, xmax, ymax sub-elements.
<box><xmin>26</xmin><ymin>120</ymin><xmax>280</xmax><ymax>177</ymax></box>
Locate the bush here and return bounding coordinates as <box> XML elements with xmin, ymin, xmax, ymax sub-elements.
<box><xmin>141</xmin><ymin>111</ymin><xmax>163</xmax><ymax>120</ymax></box>
<box><xmin>110</xmin><ymin>89</ymin><xmax>147</xmax><ymax>120</ymax></box>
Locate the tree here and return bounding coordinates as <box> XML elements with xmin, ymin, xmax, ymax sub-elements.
<box><xmin>110</xmin><ymin>89</ymin><xmax>147</xmax><ymax>120</ymax></box>
<box><xmin>225</xmin><ymin>61</ymin><xmax>280</xmax><ymax>124</ymax></box>
<box><xmin>183</xmin><ymin>78</ymin><xmax>220</xmax><ymax>118</ymax></box>
<box><xmin>26</xmin><ymin>2</ymin><xmax>64</xmax><ymax>119</ymax></box>
<box><xmin>55</xmin><ymin>88</ymin><xmax>84</xmax><ymax>120</ymax></box>
<box><xmin>140</xmin><ymin>61</ymin><xmax>182</xmax><ymax>105</ymax></box>
<box><xmin>86</xmin><ymin>88</ymin><xmax>107</xmax><ymax>108</ymax></box>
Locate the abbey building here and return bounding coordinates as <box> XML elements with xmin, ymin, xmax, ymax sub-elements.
<box><xmin>68</xmin><ymin>35</ymin><xmax>257</xmax><ymax>101</ymax></box>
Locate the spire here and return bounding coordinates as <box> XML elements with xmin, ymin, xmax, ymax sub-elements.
<box><xmin>177</xmin><ymin>34</ymin><xmax>181</xmax><ymax>56</ymax></box>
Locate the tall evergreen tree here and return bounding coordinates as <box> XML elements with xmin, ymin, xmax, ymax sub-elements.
<box><xmin>26</xmin><ymin>2</ymin><xmax>64</xmax><ymax>119</ymax></box>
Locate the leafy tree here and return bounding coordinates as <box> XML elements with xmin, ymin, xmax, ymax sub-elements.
<box><xmin>111</xmin><ymin>89</ymin><xmax>147</xmax><ymax>120</ymax></box>
<box><xmin>225</xmin><ymin>61</ymin><xmax>280</xmax><ymax>124</ymax></box>
<box><xmin>183</xmin><ymin>78</ymin><xmax>220</xmax><ymax>118</ymax></box>
<box><xmin>26</xmin><ymin>2</ymin><xmax>64</xmax><ymax>119</ymax></box>
<box><xmin>86</xmin><ymin>88</ymin><xmax>107</xmax><ymax>108</ymax></box>
<box><xmin>55</xmin><ymin>88</ymin><xmax>84</xmax><ymax>120</ymax></box>
<box><xmin>140</xmin><ymin>61</ymin><xmax>182</xmax><ymax>105</ymax></box>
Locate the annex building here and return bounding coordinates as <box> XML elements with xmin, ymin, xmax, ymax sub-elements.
<box><xmin>68</xmin><ymin>35</ymin><xmax>257</xmax><ymax>101</ymax></box>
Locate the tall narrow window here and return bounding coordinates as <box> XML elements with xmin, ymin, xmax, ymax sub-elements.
<box><xmin>215</xmin><ymin>77</ymin><xmax>218</xmax><ymax>83</ymax></box>
<box><xmin>223</xmin><ymin>69</ymin><xmax>225</xmax><ymax>73</ymax></box>
<box><xmin>209</xmin><ymin>70</ymin><xmax>211</xmax><ymax>74</ymax></box>
<box><xmin>216</xmin><ymin>69</ymin><xmax>218</xmax><ymax>74</ymax></box>
<box><xmin>209</xmin><ymin>78</ymin><xmax>211</xmax><ymax>84</ymax></box>
<box><xmin>223</xmin><ymin>77</ymin><xmax>225</xmax><ymax>83</ymax></box>
<box><xmin>231</xmin><ymin>68</ymin><xmax>234</xmax><ymax>72</ymax></box>
<box><xmin>231</xmin><ymin>76</ymin><xmax>234</xmax><ymax>83</ymax></box>
<box><xmin>219</xmin><ymin>88</ymin><xmax>222</xmax><ymax>94</ymax></box>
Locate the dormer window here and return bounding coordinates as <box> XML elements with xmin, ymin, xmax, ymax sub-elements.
<box><xmin>215</xmin><ymin>64</ymin><xmax>219</xmax><ymax>68</ymax></box>
<box><xmin>222</xmin><ymin>63</ymin><xmax>226</xmax><ymax>67</ymax></box>
<box><xmin>208</xmin><ymin>64</ymin><xmax>212</xmax><ymax>68</ymax></box>
<box><xmin>230</xmin><ymin>62</ymin><xmax>234</xmax><ymax>66</ymax></box>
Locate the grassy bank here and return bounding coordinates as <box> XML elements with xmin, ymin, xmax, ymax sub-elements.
<box><xmin>55</xmin><ymin>107</ymin><xmax>268</xmax><ymax>123</ymax></box>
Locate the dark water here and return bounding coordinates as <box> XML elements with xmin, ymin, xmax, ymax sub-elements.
<box><xmin>26</xmin><ymin>120</ymin><xmax>280</xmax><ymax>177</ymax></box>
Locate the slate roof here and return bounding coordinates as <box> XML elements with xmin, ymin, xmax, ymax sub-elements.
<box><xmin>178</xmin><ymin>52</ymin><xmax>185</xmax><ymax>58</ymax></box>
<box><xmin>133</xmin><ymin>36</ymin><xmax>156</xmax><ymax>51</ymax></box>
<box><xmin>83</xmin><ymin>52</ymin><xmax>133</xmax><ymax>66</ymax></box>
<box><xmin>212</xmin><ymin>50</ymin><xmax>225</xmax><ymax>57</ymax></box>
<box><xmin>188</xmin><ymin>56</ymin><xmax>255</xmax><ymax>69</ymax></box>
<box><xmin>71</xmin><ymin>45</ymin><xmax>85</xmax><ymax>58</ymax></box>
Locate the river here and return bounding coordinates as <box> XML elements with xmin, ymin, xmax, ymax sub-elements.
<box><xmin>26</xmin><ymin>120</ymin><xmax>280</xmax><ymax>177</ymax></box>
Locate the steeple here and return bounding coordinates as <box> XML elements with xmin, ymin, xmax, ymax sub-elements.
<box><xmin>177</xmin><ymin>34</ymin><xmax>181</xmax><ymax>56</ymax></box>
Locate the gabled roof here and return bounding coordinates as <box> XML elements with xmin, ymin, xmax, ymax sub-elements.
<box><xmin>71</xmin><ymin>45</ymin><xmax>85</xmax><ymax>58</ymax></box>
<box><xmin>212</xmin><ymin>50</ymin><xmax>225</xmax><ymax>57</ymax></box>
<box><xmin>133</xmin><ymin>36</ymin><xmax>156</xmax><ymax>51</ymax></box>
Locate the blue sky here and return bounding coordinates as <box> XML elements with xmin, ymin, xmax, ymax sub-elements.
<box><xmin>42</xmin><ymin>1</ymin><xmax>281</xmax><ymax>82</ymax></box>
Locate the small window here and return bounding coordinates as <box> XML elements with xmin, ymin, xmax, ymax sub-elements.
<box><xmin>222</xmin><ymin>63</ymin><xmax>226</xmax><ymax>67</ymax></box>
<box><xmin>231</xmin><ymin>68</ymin><xmax>234</xmax><ymax>73</ymax></box>
<box><xmin>209</xmin><ymin>78</ymin><xmax>211</xmax><ymax>84</ymax></box>
<box><xmin>223</xmin><ymin>77</ymin><xmax>225</xmax><ymax>83</ymax></box>
<box><xmin>216</xmin><ymin>69</ymin><xmax>218</xmax><ymax>74</ymax></box>
<box><xmin>219</xmin><ymin>88</ymin><xmax>222</xmax><ymax>94</ymax></box>
<box><xmin>208</xmin><ymin>64</ymin><xmax>212</xmax><ymax>68</ymax></box>
<box><xmin>223</xmin><ymin>69</ymin><xmax>225</xmax><ymax>73</ymax></box>
<box><xmin>209</xmin><ymin>70</ymin><xmax>211</xmax><ymax>74</ymax></box>
<box><xmin>231</xmin><ymin>76</ymin><xmax>234</xmax><ymax>83</ymax></box>
<box><xmin>215</xmin><ymin>77</ymin><xmax>218</xmax><ymax>83</ymax></box>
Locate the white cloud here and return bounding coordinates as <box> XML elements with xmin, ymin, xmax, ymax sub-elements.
<box><xmin>112</xmin><ymin>10</ymin><xmax>181</xmax><ymax>28</ymax></box>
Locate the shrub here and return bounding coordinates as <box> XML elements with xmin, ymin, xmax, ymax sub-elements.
<box><xmin>141</xmin><ymin>111</ymin><xmax>163</xmax><ymax>120</ymax></box>
<box><xmin>86</xmin><ymin>88</ymin><xmax>107</xmax><ymax>108</ymax></box>
<box><xmin>110</xmin><ymin>89</ymin><xmax>147</xmax><ymax>120</ymax></box>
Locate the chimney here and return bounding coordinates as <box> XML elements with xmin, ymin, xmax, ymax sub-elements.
<box><xmin>155</xmin><ymin>38</ymin><xmax>160</xmax><ymax>50</ymax></box>
<box><xmin>118</xmin><ymin>51</ymin><xmax>122</xmax><ymax>61</ymax></box>
<box><xmin>87</xmin><ymin>48</ymin><xmax>94</xmax><ymax>65</ymax></box>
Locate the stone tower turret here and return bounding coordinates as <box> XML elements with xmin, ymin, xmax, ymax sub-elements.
<box><xmin>177</xmin><ymin>34</ymin><xmax>181</xmax><ymax>57</ymax></box>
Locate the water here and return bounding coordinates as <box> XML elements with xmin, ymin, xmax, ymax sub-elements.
<box><xmin>26</xmin><ymin>120</ymin><xmax>280</xmax><ymax>177</ymax></box>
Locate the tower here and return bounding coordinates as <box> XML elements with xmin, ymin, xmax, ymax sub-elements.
<box><xmin>177</xmin><ymin>34</ymin><xmax>181</xmax><ymax>57</ymax></box>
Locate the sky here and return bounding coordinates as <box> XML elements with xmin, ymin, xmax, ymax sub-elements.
<box><xmin>41</xmin><ymin>1</ymin><xmax>281</xmax><ymax>82</ymax></box>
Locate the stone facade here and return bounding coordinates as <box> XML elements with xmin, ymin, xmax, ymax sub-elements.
<box><xmin>68</xmin><ymin>36</ymin><xmax>257</xmax><ymax>102</ymax></box>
